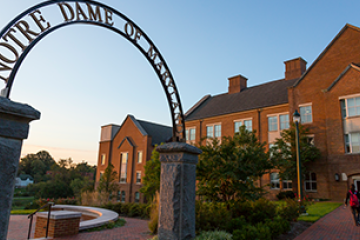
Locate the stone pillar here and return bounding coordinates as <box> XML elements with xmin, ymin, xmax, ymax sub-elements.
<box><xmin>157</xmin><ymin>142</ymin><xmax>201</xmax><ymax>240</ymax></box>
<box><xmin>0</xmin><ymin>97</ymin><xmax>40</xmax><ymax>240</ymax></box>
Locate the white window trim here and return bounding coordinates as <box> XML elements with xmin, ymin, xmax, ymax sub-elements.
<box><xmin>266</xmin><ymin>112</ymin><xmax>290</xmax><ymax>132</ymax></box>
<box><xmin>299</xmin><ymin>104</ymin><xmax>313</xmax><ymax>124</ymax></box>
<box><xmin>270</xmin><ymin>172</ymin><xmax>280</xmax><ymax>190</ymax></box>
<box><xmin>136</xmin><ymin>171</ymin><xmax>141</xmax><ymax>184</ymax></box>
<box><xmin>304</xmin><ymin>172</ymin><xmax>317</xmax><ymax>192</ymax></box>
<box><xmin>100</xmin><ymin>154</ymin><xmax>106</xmax><ymax>165</ymax></box>
<box><xmin>206</xmin><ymin>123</ymin><xmax>222</xmax><ymax>138</ymax></box>
<box><xmin>340</xmin><ymin>97</ymin><xmax>360</xmax><ymax>119</ymax></box>
<box><xmin>267</xmin><ymin>115</ymin><xmax>279</xmax><ymax>132</ymax></box>
<box><xmin>298</xmin><ymin>102</ymin><xmax>312</xmax><ymax>107</ymax></box>
<box><xmin>234</xmin><ymin>118</ymin><xmax>253</xmax><ymax>132</ymax></box>
<box><xmin>339</xmin><ymin>93</ymin><xmax>360</xmax><ymax>100</ymax></box>
<box><xmin>345</xmin><ymin>133</ymin><xmax>360</xmax><ymax>154</ymax></box>
<box><xmin>120</xmin><ymin>152</ymin><xmax>128</xmax><ymax>183</ymax></box>
<box><xmin>137</xmin><ymin>151</ymin><xmax>143</xmax><ymax>164</ymax></box>
<box><xmin>186</xmin><ymin>127</ymin><xmax>196</xmax><ymax>142</ymax></box>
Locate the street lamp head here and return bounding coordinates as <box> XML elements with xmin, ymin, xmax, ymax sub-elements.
<box><xmin>293</xmin><ymin>110</ymin><xmax>301</xmax><ymax>123</ymax></box>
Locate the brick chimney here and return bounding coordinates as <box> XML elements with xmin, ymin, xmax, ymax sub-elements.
<box><xmin>228</xmin><ymin>74</ymin><xmax>248</xmax><ymax>94</ymax></box>
<box><xmin>284</xmin><ymin>57</ymin><xmax>307</xmax><ymax>80</ymax></box>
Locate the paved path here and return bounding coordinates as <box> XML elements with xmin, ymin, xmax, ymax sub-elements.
<box><xmin>8</xmin><ymin>206</ymin><xmax>360</xmax><ymax>240</ymax></box>
<box><xmin>7</xmin><ymin>216</ymin><xmax>153</xmax><ymax>240</ymax></box>
<box><xmin>295</xmin><ymin>205</ymin><xmax>360</xmax><ymax>240</ymax></box>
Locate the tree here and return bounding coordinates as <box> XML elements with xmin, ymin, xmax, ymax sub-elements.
<box><xmin>18</xmin><ymin>150</ymin><xmax>55</xmax><ymax>178</ymax></box>
<box><xmin>140</xmin><ymin>146</ymin><xmax>161</xmax><ymax>202</ymax></box>
<box><xmin>97</xmin><ymin>163</ymin><xmax>119</xmax><ymax>195</ymax></box>
<box><xmin>270</xmin><ymin>123</ymin><xmax>321</xmax><ymax>180</ymax></box>
<box><xmin>197</xmin><ymin>126</ymin><xmax>273</xmax><ymax>204</ymax></box>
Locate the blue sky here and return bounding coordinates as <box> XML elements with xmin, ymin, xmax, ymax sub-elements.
<box><xmin>1</xmin><ymin>0</ymin><xmax>360</xmax><ymax>165</ymax></box>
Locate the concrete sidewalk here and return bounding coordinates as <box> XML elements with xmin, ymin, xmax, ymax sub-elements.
<box><xmin>294</xmin><ymin>205</ymin><xmax>360</xmax><ymax>240</ymax></box>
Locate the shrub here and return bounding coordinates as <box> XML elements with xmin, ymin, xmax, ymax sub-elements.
<box><xmin>195</xmin><ymin>230</ymin><xmax>233</xmax><ymax>240</ymax></box>
<box><xmin>225</xmin><ymin>216</ymin><xmax>247</xmax><ymax>233</ymax></box>
<box><xmin>232</xmin><ymin>223</ymin><xmax>271</xmax><ymax>240</ymax></box>
<box><xmin>277</xmin><ymin>191</ymin><xmax>295</xmax><ymax>200</ymax></box>
<box><xmin>195</xmin><ymin>201</ymin><xmax>231</xmax><ymax>233</ymax></box>
<box><xmin>112</xmin><ymin>202</ymin><xmax>123</xmax><ymax>214</ymax></box>
<box><xmin>265</xmin><ymin>215</ymin><xmax>290</xmax><ymax>238</ymax></box>
<box><xmin>277</xmin><ymin>198</ymin><xmax>300</xmax><ymax>221</ymax></box>
<box><xmin>121</xmin><ymin>202</ymin><xmax>133</xmax><ymax>215</ymax></box>
<box><xmin>24</xmin><ymin>201</ymin><xmax>40</xmax><ymax>210</ymax></box>
<box><xmin>128</xmin><ymin>204</ymin><xmax>142</xmax><ymax>217</ymax></box>
<box><xmin>148</xmin><ymin>192</ymin><xmax>159</xmax><ymax>234</ymax></box>
<box><xmin>248</xmin><ymin>198</ymin><xmax>276</xmax><ymax>224</ymax></box>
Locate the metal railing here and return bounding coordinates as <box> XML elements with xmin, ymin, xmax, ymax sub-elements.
<box><xmin>27</xmin><ymin>202</ymin><xmax>55</xmax><ymax>239</ymax></box>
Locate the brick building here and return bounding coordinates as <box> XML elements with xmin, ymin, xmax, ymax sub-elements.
<box><xmin>95</xmin><ymin>114</ymin><xmax>172</xmax><ymax>203</ymax></box>
<box><xmin>97</xmin><ymin>24</ymin><xmax>360</xmax><ymax>202</ymax></box>
<box><xmin>185</xmin><ymin>24</ymin><xmax>360</xmax><ymax>201</ymax></box>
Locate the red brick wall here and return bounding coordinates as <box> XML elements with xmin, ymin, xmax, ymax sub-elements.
<box><xmin>35</xmin><ymin>216</ymin><xmax>80</xmax><ymax>238</ymax></box>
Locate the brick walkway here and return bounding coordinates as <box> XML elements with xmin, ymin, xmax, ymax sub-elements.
<box><xmin>294</xmin><ymin>205</ymin><xmax>360</xmax><ymax>240</ymax></box>
<box><xmin>7</xmin><ymin>216</ymin><xmax>153</xmax><ymax>240</ymax></box>
<box><xmin>8</xmin><ymin>206</ymin><xmax>360</xmax><ymax>240</ymax></box>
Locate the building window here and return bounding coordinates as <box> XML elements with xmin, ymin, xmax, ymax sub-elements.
<box><xmin>280</xmin><ymin>114</ymin><xmax>289</xmax><ymax>130</ymax></box>
<box><xmin>345</xmin><ymin>133</ymin><xmax>360</xmax><ymax>153</ymax></box>
<box><xmin>282</xmin><ymin>177</ymin><xmax>292</xmax><ymax>190</ymax></box>
<box><xmin>120</xmin><ymin>153</ymin><xmax>128</xmax><ymax>183</ymax></box>
<box><xmin>99</xmin><ymin>172</ymin><xmax>104</xmax><ymax>180</ymax></box>
<box><xmin>207</xmin><ymin>124</ymin><xmax>221</xmax><ymax>138</ymax></box>
<box><xmin>186</xmin><ymin>128</ymin><xmax>196</xmax><ymax>141</ymax></box>
<box><xmin>300</xmin><ymin>105</ymin><xmax>312</xmax><ymax>123</ymax></box>
<box><xmin>268</xmin><ymin>116</ymin><xmax>278</xmax><ymax>132</ymax></box>
<box><xmin>135</xmin><ymin>192</ymin><xmax>140</xmax><ymax>203</ymax></box>
<box><xmin>306</xmin><ymin>135</ymin><xmax>315</xmax><ymax>146</ymax></box>
<box><xmin>234</xmin><ymin>119</ymin><xmax>252</xmax><ymax>133</ymax></box>
<box><xmin>137</xmin><ymin>151</ymin><xmax>142</xmax><ymax>164</ymax></box>
<box><xmin>101</xmin><ymin>154</ymin><xmax>106</xmax><ymax>165</ymax></box>
<box><xmin>121</xmin><ymin>191</ymin><xmax>126</xmax><ymax>202</ymax></box>
<box><xmin>305</xmin><ymin>172</ymin><xmax>317</xmax><ymax>191</ymax></box>
<box><xmin>117</xmin><ymin>191</ymin><xmax>121</xmax><ymax>202</ymax></box>
<box><xmin>136</xmin><ymin>171</ymin><xmax>141</xmax><ymax>184</ymax></box>
<box><xmin>341</xmin><ymin>97</ymin><xmax>360</xmax><ymax>118</ymax></box>
<box><xmin>270</xmin><ymin>173</ymin><xmax>280</xmax><ymax>189</ymax></box>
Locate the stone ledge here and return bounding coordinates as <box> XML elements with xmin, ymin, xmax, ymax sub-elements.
<box><xmin>37</xmin><ymin>211</ymin><xmax>82</xmax><ymax>220</ymax></box>
<box><xmin>52</xmin><ymin>205</ymin><xmax>119</xmax><ymax>230</ymax></box>
<box><xmin>156</xmin><ymin>142</ymin><xmax>202</xmax><ymax>155</ymax></box>
<box><xmin>0</xmin><ymin>97</ymin><xmax>40</xmax><ymax>121</ymax></box>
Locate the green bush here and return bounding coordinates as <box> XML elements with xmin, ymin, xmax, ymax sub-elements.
<box><xmin>265</xmin><ymin>215</ymin><xmax>290</xmax><ymax>238</ymax></box>
<box><xmin>277</xmin><ymin>191</ymin><xmax>295</xmax><ymax>200</ymax></box>
<box><xmin>128</xmin><ymin>204</ymin><xmax>142</xmax><ymax>217</ymax></box>
<box><xmin>195</xmin><ymin>230</ymin><xmax>233</xmax><ymax>240</ymax></box>
<box><xmin>112</xmin><ymin>202</ymin><xmax>123</xmax><ymax>214</ymax></box>
<box><xmin>195</xmin><ymin>201</ymin><xmax>231</xmax><ymax>233</ymax></box>
<box><xmin>24</xmin><ymin>201</ymin><xmax>40</xmax><ymax>210</ymax></box>
<box><xmin>148</xmin><ymin>193</ymin><xmax>159</xmax><ymax>234</ymax></box>
<box><xmin>277</xmin><ymin>198</ymin><xmax>300</xmax><ymax>221</ymax></box>
<box><xmin>225</xmin><ymin>216</ymin><xmax>247</xmax><ymax>233</ymax></box>
<box><xmin>248</xmin><ymin>198</ymin><xmax>276</xmax><ymax>224</ymax></box>
<box><xmin>232</xmin><ymin>223</ymin><xmax>271</xmax><ymax>240</ymax></box>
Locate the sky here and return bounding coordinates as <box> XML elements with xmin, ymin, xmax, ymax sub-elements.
<box><xmin>1</xmin><ymin>0</ymin><xmax>360</xmax><ymax>165</ymax></box>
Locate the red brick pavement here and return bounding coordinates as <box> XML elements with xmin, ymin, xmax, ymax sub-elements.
<box><xmin>9</xmin><ymin>206</ymin><xmax>360</xmax><ymax>240</ymax></box>
<box><xmin>294</xmin><ymin>206</ymin><xmax>360</xmax><ymax>240</ymax></box>
<box><xmin>7</xmin><ymin>216</ymin><xmax>153</xmax><ymax>240</ymax></box>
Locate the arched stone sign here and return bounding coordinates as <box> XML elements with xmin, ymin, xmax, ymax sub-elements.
<box><xmin>0</xmin><ymin>0</ymin><xmax>185</xmax><ymax>142</ymax></box>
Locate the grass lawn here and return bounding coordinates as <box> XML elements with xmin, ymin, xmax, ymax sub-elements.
<box><xmin>298</xmin><ymin>202</ymin><xmax>342</xmax><ymax>222</ymax></box>
<box><xmin>10</xmin><ymin>209</ymin><xmax>40</xmax><ymax>215</ymax></box>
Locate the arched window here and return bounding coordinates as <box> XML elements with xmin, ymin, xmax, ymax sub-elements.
<box><xmin>270</xmin><ymin>173</ymin><xmax>280</xmax><ymax>189</ymax></box>
<box><xmin>305</xmin><ymin>172</ymin><xmax>317</xmax><ymax>192</ymax></box>
<box><xmin>135</xmin><ymin>192</ymin><xmax>140</xmax><ymax>203</ymax></box>
<box><xmin>121</xmin><ymin>191</ymin><xmax>126</xmax><ymax>203</ymax></box>
<box><xmin>117</xmin><ymin>191</ymin><xmax>121</xmax><ymax>202</ymax></box>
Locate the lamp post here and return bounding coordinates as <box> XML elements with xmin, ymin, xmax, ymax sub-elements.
<box><xmin>293</xmin><ymin>110</ymin><xmax>306</xmax><ymax>214</ymax></box>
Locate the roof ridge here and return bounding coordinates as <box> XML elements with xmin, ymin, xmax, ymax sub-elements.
<box><xmin>210</xmin><ymin>78</ymin><xmax>288</xmax><ymax>99</ymax></box>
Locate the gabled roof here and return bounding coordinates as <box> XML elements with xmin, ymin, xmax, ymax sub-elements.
<box><xmin>185</xmin><ymin>78</ymin><xmax>297</xmax><ymax>121</ymax></box>
<box><xmin>118</xmin><ymin>137</ymin><xmax>135</xmax><ymax>149</ymax></box>
<box><xmin>137</xmin><ymin>119</ymin><xmax>172</xmax><ymax>145</ymax></box>
<box><xmin>110</xmin><ymin>114</ymin><xmax>172</xmax><ymax>146</ymax></box>
<box><xmin>18</xmin><ymin>174</ymin><xmax>34</xmax><ymax>181</ymax></box>
<box><xmin>294</xmin><ymin>24</ymin><xmax>360</xmax><ymax>87</ymax></box>
<box><xmin>326</xmin><ymin>63</ymin><xmax>360</xmax><ymax>92</ymax></box>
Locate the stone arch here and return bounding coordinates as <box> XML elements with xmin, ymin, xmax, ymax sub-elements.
<box><xmin>0</xmin><ymin>0</ymin><xmax>185</xmax><ymax>141</ymax></box>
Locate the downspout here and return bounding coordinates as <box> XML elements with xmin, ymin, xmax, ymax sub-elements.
<box><xmin>258</xmin><ymin>108</ymin><xmax>262</xmax><ymax>188</ymax></box>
